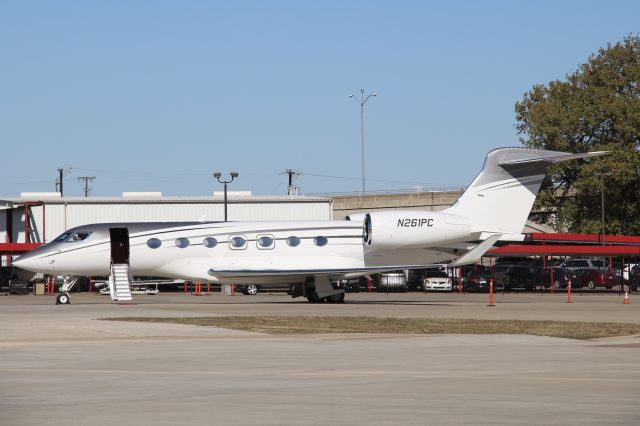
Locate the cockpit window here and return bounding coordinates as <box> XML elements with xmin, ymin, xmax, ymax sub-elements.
<box><xmin>54</xmin><ymin>232</ymin><xmax>91</xmax><ymax>242</ymax></box>
<box><xmin>68</xmin><ymin>232</ymin><xmax>91</xmax><ymax>242</ymax></box>
<box><xmin>54</xmin><ymin>232</ymin><xmax>72</xmax><ymax>242</ymax></box>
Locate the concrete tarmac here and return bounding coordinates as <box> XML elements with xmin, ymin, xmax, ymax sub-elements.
<box><xmin>1</xmin><ymin>293</ymin><xmax>639</xmax><ymax>425</ymax></box>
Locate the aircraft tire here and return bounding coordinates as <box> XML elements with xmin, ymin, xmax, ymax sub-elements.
<box><xmin>56</xmin><ymin>293</ymin><xmax>70</xmax><ymax>305</ymax></box>
<box><xmin>307</xmin><ymin>293</ymin><xmax>322</xmax><ymax>303</ymax></box>
<box><xmin>326</xmin><ymin>293</ymin><xmax>345</xmax><ymax>303</ymax></box>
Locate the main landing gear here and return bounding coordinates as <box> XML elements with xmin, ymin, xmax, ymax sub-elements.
<box><xmin>290</xmin><ymin>276</ymin><xmax>345</xmax><ymax>303</ymax></box>
<box><xmin>306</xmin><ymin>292</ymin><xmax>345</xmax><ymax>303</ymax></box>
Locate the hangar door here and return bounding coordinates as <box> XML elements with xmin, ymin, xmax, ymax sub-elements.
<box><xmin>109</xmin><ymin>228</ymin><xmax>130</xmax><ymax>264</ymax></box>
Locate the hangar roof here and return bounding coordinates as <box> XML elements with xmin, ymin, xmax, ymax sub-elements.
<box><xmin>0</xmin><ymin>195</ymin><xmax>331</xmax><ymax>205</ymax></box>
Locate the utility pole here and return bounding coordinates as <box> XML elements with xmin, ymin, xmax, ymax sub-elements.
<box><xmin>78</xmin><ymin>176</ymin><xmax>96</xmax><ymax>197</ymax></box>
<box><xmin>284</xmin><ymin>169</ymin><xmax>301</xmax><ymax>195</ymax></box>
<box><xmin>56</xmin><ymin>168</ymin><xmax>72</xmax><ymax>196</ymax></box>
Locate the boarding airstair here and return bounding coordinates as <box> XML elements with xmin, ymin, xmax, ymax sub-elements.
<box><xmin>108</xmin><ymin>263</ymin><xmax>133</xmax><ymax>302</ymax></box>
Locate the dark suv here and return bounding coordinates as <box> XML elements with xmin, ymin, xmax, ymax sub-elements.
<box><xmin>463</xmin><ymin>271</ymin><xmax>495</xmax><ymax>292</ymax></box>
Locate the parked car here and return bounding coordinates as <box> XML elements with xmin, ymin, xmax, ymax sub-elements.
<box><xmin>377</xmin><ymin>272</ymin><xmax>408</xmax><ymax>293</ymax></box>
<box><xmin>630</xmin><ymin>265</ymin><xmax>640</xmax><ymax>291</ymax></box>
<box><xmin>463</xmin><ymin>271</ymin><xmax>495</xmax><ymax>292</ymax></box>
<box><xmin>558</xmin><ymin>258</ymin><xmax>606</xmax><ymax>271</ymax></box>
<box><xmin>506</xmin><ymin>266</ymin><xmax>536</xmax><ymax>291</ymax></box>
<box><xmin>541</xmin><ymin>267</ymin><xmax>573</xmax><ymax>289</ymax></box>
<box><xmin>578</xmin><ymin>269</ymin><xmax>619</xmax><ymax>289</ymax></box>
<box><xmin>236</xmin><ymin>283</ymin><xmax>292</xmax><ymax>295</ymax></box>
<box><xmin>489</xmin><ymin>264</ymin><xmax>511</xmax><ymax>290</ymax></box>
<box><xmin>422</xmin><ymin>270</ymin><xmax>452</xmax><ymax>291</ymax></box>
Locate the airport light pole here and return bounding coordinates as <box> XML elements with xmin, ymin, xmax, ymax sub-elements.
<box><xmin>213</xmin><ymin>171</ymin><xmax>238</xmax><ymax>221</ymax></box>
<box><xmin>349</xmin><ymin>89</ymin><xmax>377</xmax><ymax>194</ymax></box>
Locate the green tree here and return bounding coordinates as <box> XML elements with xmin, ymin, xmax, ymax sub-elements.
<box><xmin>515</xmin><ymin>35</ymin><xmax>640</xmax><ymax>234</ymax></box>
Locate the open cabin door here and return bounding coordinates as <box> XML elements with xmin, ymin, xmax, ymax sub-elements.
<box><xmin>109</xmin><ymin>228</ymin><xmax>130</xmax><ymax>264</ymax></box>
<box><xmin>108</xmin><ymin>228</ymin><xmax>133</xmax><ymax>302</ymax></box>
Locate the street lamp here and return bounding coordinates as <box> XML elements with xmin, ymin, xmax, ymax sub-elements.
<box><xmin>349</xmin><ymin>89</ymin><xmax>377</xmax><ymax>194</ymax></box>
<box><xmin>214</xmin><ymin>171</ymin><xmax>238</xmax><ymax>221</ymax></box>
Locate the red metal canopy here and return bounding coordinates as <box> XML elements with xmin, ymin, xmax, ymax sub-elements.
<box><xmin>489</xmin><ymin>244</ymin><xmax>640</xmax><ymax>257</ymax></box>
<box><xmin>526</xmin><ymin>232</ymin><xmax>640</xmax><ymax>245</ymax></box>
<box><xmin>490</xmin><ymin>232</ymin><xmax>640</xmax><ymax>257</ymax></box>
<box><xmin>0</xmin><ymin>243</ymin><xmax>43</xmax><ymax>255</ymax></box>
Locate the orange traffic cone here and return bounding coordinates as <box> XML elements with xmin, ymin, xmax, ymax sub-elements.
<box><xmin>624</xmin><ymin>291</ymin><xmax>630</xmax><ymax>304</ymax></box>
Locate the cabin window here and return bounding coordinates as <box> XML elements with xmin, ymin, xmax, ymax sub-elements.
<box><xmin>147</xmin><ymin>238</ymin><xmax>162</xmax><ymax>249</ymax></box>
<box><xmin>257</xmin><ymin>235</ymin><xmax>275</xmax><ymax>250</ymax></box>
<box><xmin>203</xmin><ymin>237</ymin><xmax>218</xmax><ymax>248</ymax></box>
<box><xmin>175</xmin><ymin>237</ymin><xmax>190</xmax><ymax>248</ymax></box>
<box><xmin>313</xmin><ymin>236</ymin><xmax>328</xmax><ymax>247</ymax></box>
<box><xmin>229</xmin><ymin>235</ymin><xmax>247</xmax><ymax>250</ymax></box>
<box><xmin>286</xmin><ymin>236</ymin><xmax>300</xmax><ymax>247</ymax></box>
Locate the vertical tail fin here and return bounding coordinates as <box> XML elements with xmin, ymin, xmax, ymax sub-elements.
<box><xmin>445</xmin><ymin>147</ymin><xmax>607</xmax><ymax>235</ymax></box>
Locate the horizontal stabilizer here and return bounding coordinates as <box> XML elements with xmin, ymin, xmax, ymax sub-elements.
<box><xmin>499</xmin><ymin>151</ymin><xmax>609</xmax><ymax>166</ymax></box>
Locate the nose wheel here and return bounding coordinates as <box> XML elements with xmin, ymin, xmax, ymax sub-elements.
<box><xmin>54</xmin><ymin>276</ymin><xmax>78</xmax><ymax>305</ymax></box>
<box><xmin>56</xmin><ymin>293</ymin><xmax>71</xmax><ymax>305</ymax></box>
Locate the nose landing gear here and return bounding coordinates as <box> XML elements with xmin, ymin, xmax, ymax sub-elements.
<box><xmin>54</xmin><ymin>276</ymin><xmax>78</xmax><ymax>305</ymax></box>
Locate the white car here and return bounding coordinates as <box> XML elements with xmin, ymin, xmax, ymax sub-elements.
<box><xmin>422</xmin><ymin>271</ymin><xmax>452</xmax><ymax>291</ymax></box>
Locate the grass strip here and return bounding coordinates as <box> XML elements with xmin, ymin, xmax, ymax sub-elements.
<box><xmin>104</xmin><ymin>316</ymin><xmax>640</xmax><ymax>340</ymax></box>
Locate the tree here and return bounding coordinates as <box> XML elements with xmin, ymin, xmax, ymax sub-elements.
<box><xmin>515</xmin><ymin>35</ymin><xmax>640</xmax><ymax>235</ymax></box>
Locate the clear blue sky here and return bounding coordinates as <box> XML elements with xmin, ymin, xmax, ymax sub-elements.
<box><xmin>1</xmin><ymin>1</ymin><xmax>638</xmax><ymax>197</ymax></box>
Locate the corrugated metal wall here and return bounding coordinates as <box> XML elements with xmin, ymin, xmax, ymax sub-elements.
<box><xmin>0</xmin><ymin>200</ymin><xmax>331</xmax><ymax>243</ymax></box>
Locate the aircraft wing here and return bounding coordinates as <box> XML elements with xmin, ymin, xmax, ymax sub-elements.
<box><xmin>208</xmin><ymin>265</ymin><xmax>446</xmax><ymax>280</ymax></box>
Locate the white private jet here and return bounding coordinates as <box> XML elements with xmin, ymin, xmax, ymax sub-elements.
<box><xmin>13</xmin><ymin>147</ymin><xmax>605</xmax><ymax>304</ymax></box>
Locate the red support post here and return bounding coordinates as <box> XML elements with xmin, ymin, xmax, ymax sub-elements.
<box><xmin>457</xmin><ymin>267</ymin><xmax>462</xmax><ymax>294</ymax></box>
<box><xmin>488</xmin><ymin>278</ymin><xmax>495</xmax><ymax>307</ymax></box>
<box><xmin>42</xmin><ymin>203</ymin><xmax>46</xmax><ymax>243</ymax></box>
<box><xmin>24</xmin><ymin>203</ymin><xmax>30</xmax><ymax>244</ymax></box>
<box><xmin>609</xmin><ymin>256</ymin><xmax>612</xmax><ymax>273</ymax></box>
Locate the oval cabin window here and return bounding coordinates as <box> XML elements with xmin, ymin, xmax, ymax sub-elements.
<box><xmin>313</xmin><ymin>236</ymin><xmax>328</xmax><ymax>247</ymax></box>
<box><xmin>286</xmin><ymin>236</ymin><xmax>300</xmax><ymax>247</ymax></box>
<box><xmin>257</xmin><ymin>235</ymin><xmax>274</xmax><ymax>249</ymax></box>
<box><xmin>203</xmin><ymin>237</ymin><xmax>218</xmax><ymax>248</ymax></box>
<box><xmin>147</xmin><ymin>238</ymin><xmax>162</xmax><ymax>249</ymax></box>
<box><xmin>230</xmin><ymin>236</ymin><xmax>247</xmax><ymax>249</ymax></box>
<box><xmin>175</xmin><ymin>238</ymin><xmax>190</xmax><ymax>248</ymax></box>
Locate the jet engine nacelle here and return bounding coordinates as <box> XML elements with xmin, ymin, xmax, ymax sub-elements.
<box><xmin>363</xmin><ymin>211</ymin><xmax>471</xmax><ymax>249</ymax></box>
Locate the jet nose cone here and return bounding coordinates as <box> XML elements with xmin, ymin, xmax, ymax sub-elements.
<box><xmin>13</xmin><ymin>252</ymin><xmax>50</xmax><ymax>273</ymax></box>
<box><xmin>12</xmin><ymin>253</ymin><xmax>35</xmax><ymax>270</ymax></box>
